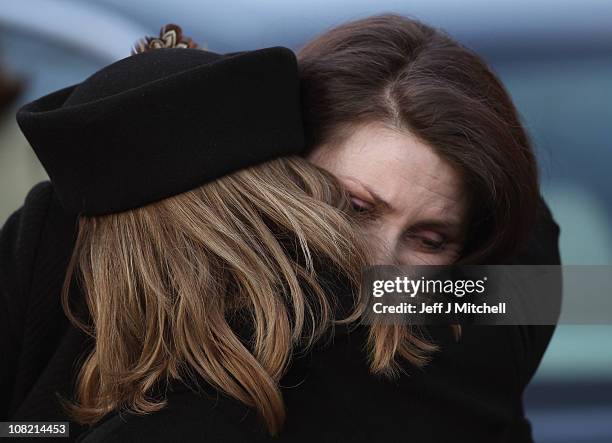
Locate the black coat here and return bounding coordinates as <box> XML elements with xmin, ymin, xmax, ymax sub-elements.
<box><xmin>1</xmin><ymin>182</ymin><xmax>561</xmax><ymax>443</ymax></box>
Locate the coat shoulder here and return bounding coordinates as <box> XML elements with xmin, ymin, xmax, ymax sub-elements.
<box><xmin>0</xmin><ymin>181</ymin><xmax>78</xmax><ymax>418</ymax></box>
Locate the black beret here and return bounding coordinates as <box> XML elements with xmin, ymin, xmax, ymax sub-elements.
<box><xmin>16</xmin><ymin>47</ymin><xmax>305</xmax><ymax>215</ymax></box>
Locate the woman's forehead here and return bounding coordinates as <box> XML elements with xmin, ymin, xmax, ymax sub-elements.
<box><xmin>313</xmin><ymin>123</ymin><xmax>466</xmax><ymax>206</ymax></box>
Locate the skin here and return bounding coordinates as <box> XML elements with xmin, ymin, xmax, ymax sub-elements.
<box><xmin>308</xmin><ymin>122</ymin><xmax>470</xmax><ymax>265</ymax></box>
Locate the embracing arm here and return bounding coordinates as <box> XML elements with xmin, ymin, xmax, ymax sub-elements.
<box><xmin>0</xmin><ymin>183</ymin><xmax>55</xmax><ymax>417</ymax></box>
<box><xmin>507</xmin><ymin>197</ymin><xmax>561</xmax><ymax>387</ymax></box>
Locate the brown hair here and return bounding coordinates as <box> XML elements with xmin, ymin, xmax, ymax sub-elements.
<box><xmin>298</xmin><ymin>14</ymin><xmax>539</xmax><ymax>263</ymax></box>
<box><xmin>63</xmin><ymin>157</ymin><xmax>436</xmax><ymax>434</ymax></box>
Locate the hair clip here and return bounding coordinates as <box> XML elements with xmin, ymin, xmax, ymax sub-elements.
<box><xmin>132</xmin><ymin>24</ymin><xmax>199</xmax><ymax>55</ymax></box>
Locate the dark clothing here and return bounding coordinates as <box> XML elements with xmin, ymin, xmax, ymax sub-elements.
<box><xmin>0</xmin><ymin>183</ymin><xmax>90</xmax><ymax>439</ymax></box>
<box><xmin>77</xmin><ymin>324</ymin><xmax>550</xmax><ymax>443</ymax></box>
<box><xmin>1</xmin><ymin>182</ymin><xmax>561</xmax><ymax>443</ymax></box>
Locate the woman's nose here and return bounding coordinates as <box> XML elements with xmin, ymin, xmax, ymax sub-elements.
<box><xmin>368</xmin><ymin>229</ymin><xmax>402</xmax><ymax>265</ymax></box>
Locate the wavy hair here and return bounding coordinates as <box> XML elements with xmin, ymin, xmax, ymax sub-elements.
<box><xmin>62</xmin><ymin>157</ymin><xmax>437</xmax><ymax>434</ymax></box>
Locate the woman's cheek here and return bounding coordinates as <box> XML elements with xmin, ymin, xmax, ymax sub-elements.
<box><xmin>397</xmin><ymin>249</ymin><xmax>458</xmax><ymax>266</ymax></box>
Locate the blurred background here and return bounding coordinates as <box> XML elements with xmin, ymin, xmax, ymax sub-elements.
<box><xmin>1</xmin><ymin>1</ymin><xmax>611</xmax><ymax>441</ymax></box>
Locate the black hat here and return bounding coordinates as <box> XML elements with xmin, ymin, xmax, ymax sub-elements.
<box><xmin>16</xmin><ymin>33</ymin><xmax>304</xmax><ymax>215</ymax></box>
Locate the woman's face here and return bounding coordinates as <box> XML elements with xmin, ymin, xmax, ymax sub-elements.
<box><xmin>308</xmin><ymin>122</ymin><xmax>470</xmax><ymax>265</ymax></box>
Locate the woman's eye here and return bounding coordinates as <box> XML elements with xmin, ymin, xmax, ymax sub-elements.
<box><xmin>405</xmin><ymin>233</ymin><xmax>447</xmax><ymax>252</ymax></box>
<box><xmin>420</xmin><ymin>236</ymin><xmax>445</xmax><ymax>251</ymax></box>
<box><xmin>349</xmin><ymin>196</ymin><xmax>373</xmax><ymax>214</ymax></box>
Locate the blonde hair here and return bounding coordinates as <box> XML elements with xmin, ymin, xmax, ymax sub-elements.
<box><xmin>62</xmin><ymin>157</ymin><xmax>437</xmax><ymax>434</ymax></box>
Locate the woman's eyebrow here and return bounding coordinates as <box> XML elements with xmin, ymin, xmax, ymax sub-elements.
<box><xmin>344</xmin><ymin>178</ymin><xmax>392</xmax><ymax>210</ymax></box>
<box><xmin>407</xmin><ymin>219</ymin><xmax>464</xmax><ymax>234</ymax></box>
<box><xmin>365</xmin><ymin>187</ymin><xmax>392</xmax><ymax>211</ymax></box>
<box><xmin>344</xmin><ymin>178</ymin><xmax>464</xmax><ymax>227</ymax></box>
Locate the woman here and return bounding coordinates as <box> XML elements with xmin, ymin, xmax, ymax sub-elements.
<box><xmin>2</xmin><ymin>29</ymin><xmax>363</xmax><ymax>439</ymax></box>
<box><xmin>293</xmin><ymin>13</ymin><xmax>560</xmax><ymax>441</ymax></box>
